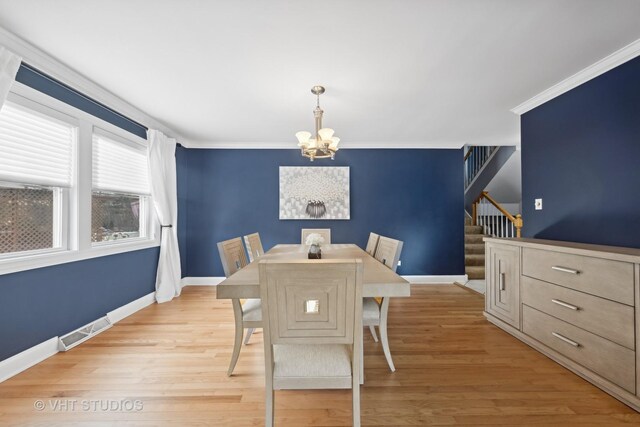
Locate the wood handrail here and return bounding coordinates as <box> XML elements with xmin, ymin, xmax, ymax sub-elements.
<box><xmin>475</xmin><ymin>191</ymin><xmax>515</xmax><ymax>222</ymax></box>
<box><xmin>472</xmin><ymin>191</ymin><xmax>523</xmax><ymax>237</ymax></box>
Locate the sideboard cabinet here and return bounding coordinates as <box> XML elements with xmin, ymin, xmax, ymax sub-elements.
<box><xmin>484</xmin><ymin>237</ymin><xmax>640</xmax><ymax>411</ymax></box>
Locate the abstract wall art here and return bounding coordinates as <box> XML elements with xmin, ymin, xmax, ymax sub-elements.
<box><xmin>279</xmin><ymin>166</ymin><xmax>350</xmax><ymax>220</ymax></box>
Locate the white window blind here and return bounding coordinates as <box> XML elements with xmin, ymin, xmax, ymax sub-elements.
<box><xmin>92</xmin><ymin>133</ymin><xmax>150</xmax><ymax>195</ymax></box>
<box><xmin>0</xmin><ymin>102</ymin><xmax>75</xmax><ymax>187</ymax></box>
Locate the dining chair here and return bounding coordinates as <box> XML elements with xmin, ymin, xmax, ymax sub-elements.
<box><xmin>301</xmin><ymin>228</ymin><xmax>331</xmax><ymax>244</ymax></box>
<box><xmin>244</xmin><ymin>232</ymin><xmax>264</xmax><ymax>262</ymax></box>
<box><xmin>365</xmin><ymin>235</ymin><xmax>403</xmax><ymax>372</ymax></box>
<box><xmin>365</xmin><ymin>232</ymin><xmax>380</xmax><ymax>256</ymax></box>
<box><xmin>259</xmin><ymin>259</ymin><xmax>363</xmax><ymax>427</ymax></box>
<box><xmin>217</xmin><ymin>237</ymin><xmax>263</xmax><ymax>376</ymax></box>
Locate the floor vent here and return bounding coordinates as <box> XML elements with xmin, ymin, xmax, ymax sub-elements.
<box><xmin>58</xmin><ymin>316</ymin><xmax>112</xmax><ymax>351</ymax></box>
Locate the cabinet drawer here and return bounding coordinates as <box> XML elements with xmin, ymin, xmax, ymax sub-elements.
<box><xmin>522</xmin><ymin>248</ymin><xmax>634</xmax><ymax>305</ymax></box>
<box><xmin>521</xmin><ymin>276</ymin><xmax>635</xmax><ymax>349</ymax></box>
<box><xmin>523</xmin><ymin>305</ymin><xmax>635</xmax><ymax>393</ymax></box>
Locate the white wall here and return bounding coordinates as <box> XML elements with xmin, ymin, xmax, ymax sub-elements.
<box><xmin>484</xmin><ymin>150</ymin><xmax>521</xmax><ymax>205</ymax></box>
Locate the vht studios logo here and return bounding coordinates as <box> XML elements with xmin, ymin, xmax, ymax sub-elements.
<box><xmin>34</xmin><ymin>399</ymin><xmax>143</xmax><ymax>412</ymax></box>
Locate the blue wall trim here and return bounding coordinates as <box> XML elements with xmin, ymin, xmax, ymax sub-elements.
<box><xmin>178</xmin><ymin>148</ymin><xmax>465</xmax><ymax>277</ymax></box>
<box><xmin>15</xmin><ymin>64</ymin><xmax>147</xmax><ymax>139</ymax></box>
<box><xmin>0</xmin><ymin>248</ymin><xmax>159</xmax><ymax>361</ymax></box>
<box><xmin>521</xmin><ymin>55</ymin><xmax>640</xmax><ymax>248</ymax></box>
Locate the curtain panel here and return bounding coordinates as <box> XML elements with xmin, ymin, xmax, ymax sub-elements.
<box><xmin>147</xmin><ymin>129</ymin><xmax>182</xmax><ymax>303</ymax></box>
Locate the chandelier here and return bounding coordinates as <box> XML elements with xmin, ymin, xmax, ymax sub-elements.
<box><xmin>295</xmin><ymin>85</ymin><xmax>340</xmax><ymax>161</ymax></box>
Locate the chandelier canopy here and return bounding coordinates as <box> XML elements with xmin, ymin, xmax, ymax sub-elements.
<box><xmin>295</xmin><ymin>85</ymin><xmax>340</xmax><ymax>161</ymax></box>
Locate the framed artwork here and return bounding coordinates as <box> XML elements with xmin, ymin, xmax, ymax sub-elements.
<box><xmin>279</xmin><ymin>166</ymin><xmax>350</xmax><ymax>220</ymax></box>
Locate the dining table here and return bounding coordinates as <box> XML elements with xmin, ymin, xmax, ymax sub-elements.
<box><xmin>216</xmin><ymin>243</ymin><xmax>411</xmax><ymax>383</ymax></box>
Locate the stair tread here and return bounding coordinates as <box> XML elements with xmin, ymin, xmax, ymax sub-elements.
<box><xmin>465</xmin><ymin>234</ymin><xmax>485</xmax><ymax>243</ymax></box>
<box><xmin>464</xmin><ymin>225</ymin><xmax>484</xmax><ymax>234</ymax></box>
<box><xmin>465</xmin><ymin>254</ymin><xmax>485</xmax><ymax>266</ymax></box>
<box><xmin>466</xmin><ymin>265</ymin><xmax>485</xmax><ymax>280</ymax></box>
<box><xmin>465</xmin><ymin>243</ymin><xmax>485</xmax><ymax>255</ymax></box>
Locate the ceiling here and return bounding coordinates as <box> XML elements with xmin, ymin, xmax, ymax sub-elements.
<box><xmin>1</xmin><ymin>0</ymin><xmax>640</xmax><ymax>148</ymax></box>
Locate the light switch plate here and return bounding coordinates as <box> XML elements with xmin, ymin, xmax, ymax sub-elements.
<box><xmin>397</xmin><ymin>260</ymin><xmax>402</xmax><ymax>266</ymax></box>
<box><xmin>535</xmin><ymin>198</ymin><xmax>543</xmax><ymax>210</ymax></box>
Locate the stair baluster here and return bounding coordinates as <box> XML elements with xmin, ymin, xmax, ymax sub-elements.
<box><xmin>472</xmin><ymin>191</ymin><xmax>522</xmax><ymax>238</ymax></box>
<box><xmin>464</xmin><ymin>145</ymin><xmax>498</xmax><ymax>189</ymax></box>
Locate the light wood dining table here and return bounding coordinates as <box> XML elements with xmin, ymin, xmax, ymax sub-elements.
<box><xmin>216</xmin><ymin>244</ymin><xmax>410</xmax><ymax>299</ymax></box>
<box><xmin>216</xmin><ymin>243</ymin><xmax>411</xmax><ymax>382</ymax></box>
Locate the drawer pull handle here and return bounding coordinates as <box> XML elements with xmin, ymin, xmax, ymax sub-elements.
<box><xmin>551</xmin><ymin>299</ymin><xmax>579</xmax><ymax>311</ymax></box>
<box><xmin>499</xmin><ymin>272</ymin><xmax>506</xmax><ymax>291</ymax></box>
<box><xmin>552</xmin><ymin>332</ymin><xmax>580</xmax><ymax>347</ymax></box>
<box><xmin>551</xmin><ymin>266</ymin><xmax>579</xmax><ymax>275</ymax></box>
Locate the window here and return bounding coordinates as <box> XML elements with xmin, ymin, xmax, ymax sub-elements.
<box><xmin>91</xmin><ymin>132</ymin><xmax>150</xmax><ymax>244</ymax></box>
<box><xmin>0</xmin><ymin>102</ymin><xmax>75</xmax><ymax>257</ymax></box>
<box><xmin>0</xmin><ymin>83</ymin><xmax>159</xmax><ymax>275</ymax></box>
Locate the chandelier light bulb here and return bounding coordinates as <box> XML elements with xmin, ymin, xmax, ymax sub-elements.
<box><xmin>318</xmin><ymin>128</ymin><xmax>335</xmax><ymax>141</ymax></box>
<box><xmin>296</xmin><ymin>131</ymin><xmax>311</xmax><ymax>146</ymax></box>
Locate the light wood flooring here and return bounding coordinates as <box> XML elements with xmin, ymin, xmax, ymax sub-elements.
<box><xmin>1</xmin><ymin>284</ymin><xmax>639</xmax><ymax>426</ymax></box>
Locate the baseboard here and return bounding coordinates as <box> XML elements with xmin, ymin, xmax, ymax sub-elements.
<box><xmin>106</xmin><ymin>292</ymin><xmax>156</xmax><ymax>324</ymax></box>
<box><xmin>0</xmin><ymin>337</ymin><xmax>59</xmax><ymax>383</ymax></box>
<box><xmin>181</xmin><ymin>276</ymin><xmax>225</xmax><ymax>286</ymax></box>
<box><xmin>403</xmin><ymin>275</ymin><xmax>468</xmax><ymax>284</ymax></box>
<box><xmin>0</xmin><ymin>291</ymin><xmax>156</xmax><ymax>384</ymax></box>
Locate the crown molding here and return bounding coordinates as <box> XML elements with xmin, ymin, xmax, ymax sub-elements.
<box><xmin>0</xmin><ymin>25</ymin><xmax>187</xmax><ymax>142</ymax></box>
<box><xmin>179</xmin><ymin>140</ymin><xmax>468</xmax><ymax>149</ymax></box>
<box><xmin>511</xmin><ymin>38</ymin><xmax>640</xmax><ymax>115</ymax></box>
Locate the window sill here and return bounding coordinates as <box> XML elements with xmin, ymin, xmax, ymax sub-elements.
<box><xmin>0</xmin><ymin>239</ymin><xmax>160</xmax><ymax>276</ymax></box>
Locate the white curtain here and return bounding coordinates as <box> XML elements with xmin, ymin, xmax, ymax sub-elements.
<box><xmin>147</xmin><ymin>129</ymin><xmax>182</xmax><ymax>303</ymax></box>
<box><xmin>0</xmin><ymin>46</ymin><xmax>22</xmax><ymax>109</ymax></box>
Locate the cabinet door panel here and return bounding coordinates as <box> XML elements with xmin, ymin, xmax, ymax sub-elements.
<box><xmin>486</xmin><ymin>243</ymin><xmax>520</xmax><ymax>329</ymax></box>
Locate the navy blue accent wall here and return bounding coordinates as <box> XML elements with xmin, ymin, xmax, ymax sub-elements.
<box><xmin>179</xmin><ymin>148</ymin><xmax>464</xmax><ymax>277</ymax></box>
<box><xmin>15</xmin><ymin>64</ymin><xmax>147</xmax><ymax>139</ymax></box>
<box><xmin>0</xmin><ymin>248</ymin><xmax>158</xmax><ymax>361</ymax></box>
<box><xmin>0</xmin><ymin>65</ymin><xmax>159</xmax><ymax>362</ymax></box>
<box><xmin>176</xmin><ymin>145</ymin><xmax>189</xmax><ymax>274</ymax></box>
<box><xmin>521</xmin><ymin>56</ymin><xmax>640</xmax><ymax>248</ymax></box>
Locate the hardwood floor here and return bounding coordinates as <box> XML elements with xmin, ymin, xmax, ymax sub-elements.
<box><xmin>1</xmin><ymin>284</ymin><xmax>639</xmax><ymax>426</ymax></box>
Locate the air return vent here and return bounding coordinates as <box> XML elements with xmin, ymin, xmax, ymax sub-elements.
<box><xmin>58</xmin><ymin>316</ymin><xmax>112</xmax><ymax>351</ymax></box>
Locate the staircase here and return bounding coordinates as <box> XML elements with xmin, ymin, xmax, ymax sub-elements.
<box><xmin>462</xmin><ymin>145</ymin><xmax>523</xmax><ymax>283</ymax></box>
<box><xmin>464</xmin><ymin>217</ymin><xmax>485</xmax><ymax>279</ymax></box>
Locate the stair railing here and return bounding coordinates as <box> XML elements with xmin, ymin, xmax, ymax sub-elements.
<box><xmin>472</xmin><ymin>191</ymin><xmax>523</xmax><ymax>238</ymax></box>
<box><xmin>464</xmin><ymin>145</ymin><xmax>497</xmax><ymax>188</ymax></box>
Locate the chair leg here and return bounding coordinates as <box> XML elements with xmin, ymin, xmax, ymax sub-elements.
<box><xmin>379</xmin><ymin>298</ymin><xmax>396</xmax><ymax>372</ymax></box>
<box><xmin>368</xmin><ymin>325</ymin><xmax>379</xmax><ymax>342</ymax></box>
<box><xmin>244</xmin><ymin>327</ymin><xmax>255</xmax><ymax>345</ymax></box>
<box><xmin>352</xmin><ymin>374</ymin><xmax>361</xmax><ymax>427</ymax></box>
<box><xmin>360</xmin><ymin>331</ymin><xmax>364</xmax><ymax>385</ymax></box>
<box><xmin>227</xmin><ymin>299</ymin><xmax>244</xmax><ymax>376</ymax></box>
<box><xmin>265</xmin><ymin>388</ymin><xmax>274</xmax><ymax>427</ymax></box>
